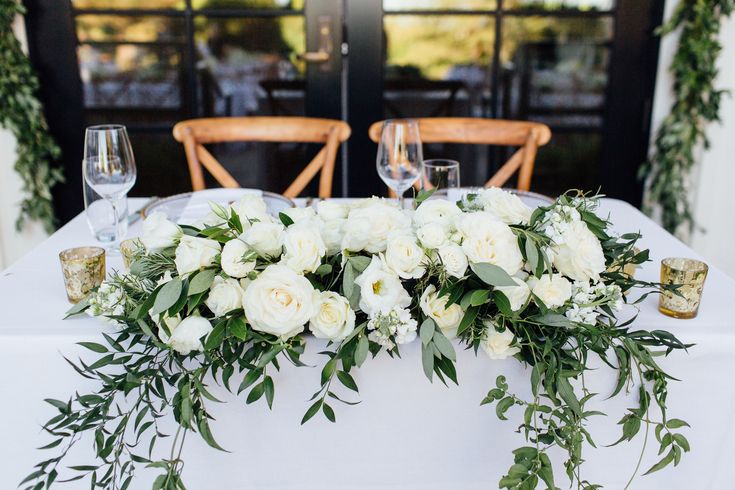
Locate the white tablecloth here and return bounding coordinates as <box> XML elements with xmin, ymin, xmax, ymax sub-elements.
<box><xmin>1</xmin><ymin>198</ymin><xmax>734</xmax><ymax>489</ymax></box>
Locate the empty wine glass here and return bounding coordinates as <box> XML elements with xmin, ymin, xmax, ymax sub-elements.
<box><xmin>83</xmin><ymin>125</ymin><xmax>137</xmax><ymax>253</ymax></box>
<box><xmin>422</xmin><ymin>159</ymin><xmax>460</xmax><ymax>193</ymax></box>
<box><xmin>376</xmin><ymin>119</ymin><xmax>422</xmax><ymax>208</ymax></box>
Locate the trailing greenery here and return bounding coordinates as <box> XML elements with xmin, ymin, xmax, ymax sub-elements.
<box><xmin>642</xmin><ymin>0</ymin><xmax>735</xmax><ymax>233</ymax></box>
<box><xmin>0</xmin><ymin>1</ymin><xmax>63</xmax><ymax>233</ymax></box>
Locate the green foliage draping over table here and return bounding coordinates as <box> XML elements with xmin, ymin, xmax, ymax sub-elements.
<box><xmin>0</xmin><ymin>1</ymin><xmax>62</xmax><ymax>233</ymax></box>
<box><xmin>643</xmin><ymin>0</ymin><xmax>735</xmax><ymax>234</ymax></box>
<box><xmin>25</xmin><ymin>190</ymin><xmax>690</xmax><ymax>490</ymax></box>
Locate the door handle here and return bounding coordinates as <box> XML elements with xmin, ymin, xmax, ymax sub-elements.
<box><xmin>298</xmin><ymin>16</ymin><xmax>333</xmax><ymax>64</ymax></box>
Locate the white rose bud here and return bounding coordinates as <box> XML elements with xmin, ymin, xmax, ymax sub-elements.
<box><xmin>481</xmin><ymin>322</ymin><xmax>521</xmax><ymax>360</ymax></box>
<box><xmin>140</xmin><ymin>212</ymin><xmax>182</xmax><ymax>253</ymax></box>
<box><xmin>167</xmin><ymin>316</ymin><xmax>213</xmax><ymax>355</ymax></box>
<box><xmin>242</xmin><ymin>264</ymin><xmax>316</xmax><ymax>339</ymax></box>
<box><xmin>309</xmin><ymin>291</ymin><xmax>356</xmax><ymax>341</ymax></box>
<box><xmin>553</xmin><ymin>220</ymin><xmax>606</xmax><ymax>282</ymax></box>
<box><xmin>242</xmin><ymin>221</ymin><xmax>284</xmax><ymax>258</ymax></box>
<box><xmin>281</xmin><ymin>222</ymin><xmax>327</xmax><ymax>274</ymax></box>
<box><xmin>354</xmin><ymin>257</ymin><xmax>411</xmax><ymax>317</ymax></box>
<box><xmin>416</xmin><ymin>222</ymin><xmax>449</xmax><ymax>249</ymax></box>
<box><xmin>532</xmin><ymin>274</ymin><xmax>572</xmax><ymax>309</ymax></box>
<box><xmin>478</xmin><ymin>187</ymin><xmax>533</xmax><ymax>225</ymax></box>
<box><xmin>220</xmin><ymin>239</ymin><xmax>256</xmax><ymax>278</ymax></box>
<box><xmin>419</xmin><ymin>285</ymin><xmax>464</xmax><ymax>338</ymax></box>
<box><xmin>174</xmin><ymin>235</ymin><xmax>221</xmax><ymax>276</ymax></box>
<box><xmin>495</xmin><ymin>277</ymin><xmax>531</xmax><ymax>312</ymax></box>
<box><xmin>383</xmin><ymin>232</ymin><xmax>426</xmax><ymax>280</ymax></box>
<box><xmin>205</xmin><ymin>276</ymin><xmax>245</xmax><ymax>317</ymax></box>
<box><xmin>437</xmin><ymin>244</ymin><xmax>469</xmax><ymax>278</ymax></box>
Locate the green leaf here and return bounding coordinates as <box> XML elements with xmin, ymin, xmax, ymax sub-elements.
<box><xmin>665</xmin><ymin>419</ymin><xmax>690</xmax><ymax>429</ymax></box>
<box><xmin>264</xmin><ymin>377</ymin><xmax>276</xmax><ymax>409</ymax></box>
<box><xmin>524</xmin><ymin>238</ymin><xmax>540</xmax><ymax>276</ymax></box>
<box><xmin>301</xmin><ymin>400</ymin><xmax>322</xmax><ymax>425</ymax></box>
<box><xmin>414</xmin><ymin>188</ymin><xmax>436</xmax><ymax>206</ymax></box>
<box><xmin>336</xmin><ymin>371</ymin><xmax>359</xmax><ymax>393</ymax></box>
<box><xmin>204</xmin><ymin>322</ymin><xmax>227</xmax><ymax>351</ymax></box>
<box><xmin>421</xmin><ymin>345</ymin><xmax>434</xmax><ymax>381</ymax></box>
<box><xmin>643</xmin><ymin>448</ymin><xmax>675</xmax><ymax>475</ymax></box>
<box><xmin>315</xmin><ymin>263</ymin><xmax>332</xmax><ymax>277</ymax></box>
<box><xmin>246</xmin><ymin>382</ymin><xmax>265</xmax><ymax>404</ymax></box>
<box><xmin>496</xmin><ymin>396</ymin><xmax>515</xmax><ymax>420</ymax></box>
<box><xmin>64</xmin><ymin>296</ymin><xmax>91</xmax><ymax>318</ymax></box>
<box><xmin>342</xmin><ymin>263</ymin><xmax>356</xmax><ymax>299</ymax></box>
<box><xmin>77</xmin><ymin>342</ymin><xmax>107</xmax><ymax>354</ymax></box>
<box><xmin>432</xmin><ymin>331</ymin><xmax>456</xmax><ymax>361</ymax></box>
<box><xmin>469</xmin><ymin>289</ymin><xmax>490</xmax><ymax>307</ymax></box>
<box><xmin>188</xmin><ymin>269</ymin><xmax>216</xmax><ymax>295</ymax></box>
<box><xmin>322</xmin><ymin>403</ymin><xmax>336</xmax><ymax>423</ymax></box>
<box><xmin>349</xmin><ymin>255</ymin><xmax>371</xmax><ymax>273</ymax></box>
<box><xmin>355</xmin><ymin>334</ymin><xmax>369</xmax><ymax>367</ymax></box>
<box><xmin>556</xmin><ymin>375</ymin><xmax>582</xmax><ymax>416</ymax></box>
<box><xmin>457</xmin><ymin>306</ymin><xmax>479</xmax><ymax>336</ymax></box>
<box><xmin>278</xmin><ymin>212</ymin><xmax>294</xmax><ymax>227</ymax></box>
<box><xmin>470</xmin><ymin>263</ymin><xmax>518</xmax><ymax>287</ymax></box>
<box><xmin>229</xmin><ymin>316</ymin><xmax>248</xmax><ymax>340</ymax></box>
<box><xmin>419</xmin><ymin>318</ymin><xmax>435</xmax><ymax>346</ymax></box>
<box><xmin>150</xmin><ymin>277</ymin><xmax>183</xmax><ymax>316</ymax></box>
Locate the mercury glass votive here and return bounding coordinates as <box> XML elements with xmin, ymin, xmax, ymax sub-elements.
<box><xmin>59</xmin><ymin>247</ymin><xmax>106</xmax><ymax>303</ymax></box>
<box><xmin>120</xmin><ymin>238</ymin><xmax>143</xmax><ymax>271</ymax></box>
<box><xmin>659</xmin><ymin>257</ymin><xmax>708</xmax><ymax>319</ymax></box>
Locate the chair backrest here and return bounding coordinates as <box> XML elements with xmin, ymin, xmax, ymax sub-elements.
<box><xmin>368</xmin><ymin>117</ymin><xmax>551</xmax><ymax>191</ymax></box>
<box><xmin>173</xmin><ymin>117</ymin><xmax>351</xmax><ymax>198</ymax></box>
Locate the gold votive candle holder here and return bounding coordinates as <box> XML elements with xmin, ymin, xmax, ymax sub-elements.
<box><xmin>59</xmin><ymin>247</ymin><xmax>106</xmax><ymax>303</ymax></box>
<box><xmin>120</xmin><ymin>238</ymin><xmax>143</xmax><ymax>271</ymax></box>
<box><xmin>659</xmin><ymin>257</ymin><xmax>708</xmax><ymax>319</ymax></box>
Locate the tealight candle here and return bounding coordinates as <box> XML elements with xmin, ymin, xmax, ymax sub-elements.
<box><xmin>659</xmin><ymin>257</ymin><xmax>708</xmax><ymax>319</ymax></box>
<box><xmin>119</xmin><ymin>238</ymin><xmax>143</xmax><ymax>271</ymax></box>
<box><xmin>59</xmin><ymin>247</ymin><xmax>106</xmax><ymax>303</ymax></box>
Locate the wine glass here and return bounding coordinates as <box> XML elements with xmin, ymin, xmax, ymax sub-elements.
<box><xmin>83</xmin><ymin>125</ymin><xmax>137</xmax><ymax>253</ymax></box>
<box><xmin>376</xmin><ymin>119</ymin><xmax>422</xmax><ymax>208</ymax></box>
<box><xmin>421</xmin><ymin>159</ymin><xmax>460</xmax><ymax>194</ymax></box>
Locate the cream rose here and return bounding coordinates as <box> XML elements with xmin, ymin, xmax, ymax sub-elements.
<box><xmin>416</xmin><ymin>222</ymin><xmax>449</xmax><ymax>249</ymax></box>
<box><xmin>478</xmin><ymin>187</ymin><xmax>533</xmax><ymax>225</ymax></box>
<box><xmin>383</xmin><ymin>232</ymin><xmax>426</xmax><ymax>280</ymax></box>
<box><xmin>220</xmin><ymin>239</ymin><xmax>256</xmax><ymax>278</ymax></box>
<box><xmin>205</xmin><ymin>276</ymin><xmax>245</xmax><ymax>317</ymax></box>
<box><xmin>242</xmin><ymin>221</ymin><xmax>284</xmax><ymax>258</ymax></box>
<box><xmin>316</xmin><ymin>200</ymin><xmax>348</xmax><ymax>221</ymax></box>
<box><xmin>319</xmin><ymin>218</ymin><xmax>346</xmax><ymax>256</ymax></box>
<box><xmin>232</xmin><ymin>195</ymin><xmax>269</xmax><ymax>222</ymax></box>
<box><xmin>420</xmin><ymin>285</ymin><xmax>464</xmax><ymax>338</ymax></box>
<box><xmin>140</xmin><ymin>212</ymin><xmax>182</xmax><ymax>253</ymax></box>
<box><xmin>553</xmin><ymin>220</ymin><xmax>606</xmax><ymax>282</ymax></box>
<box><xmin>309</xmin><ymin>291</ymin><xmax>356</xmax><ymax>340</ymax></box>
<box><xmin>167</xmin><ymin>316</ymin><xmax>213</xmax><ymax>355</ymax></box>
<box><xmin>282</xmin><ymin>206</ymin><xmax>317</xmax><ymax>224</ymax></box>
<box><xmin>174</xmin><ymin>235</ymin><xmax>221</xmax><ymax>276</ymax></box>
<box><xmin>532</xmin><ymin>274</ymin><xmax>572</xmax><ymax>309</ymax></box>
<box><xmin>242</xmin><ymin>264</ymin><xmax>316</xmax><ymax>338</ymax></box>
<box><xmin>458</xmin><ymin>212</ymin><xmax>524</xmax><ymax>275</ymax></box>
<box><xmin>281</xmin><ymin>222</ymin><xmax>327</xmax><ymax>274</ymax></box>
<box><xmin>344</xmin><ymin>199</ymin><xmax>411</xmax><ymax>253</ymax></box>
<box><xmin>413</xmin><ymin>198</ymin><xmax>461</xmax><ymax>230</ymax></box>
<box><xmin>340</xmin><ymin>215</ymin><xmax>372</xmax><ymax>253</ymax></box>
<box><xmin>481</xmin><ymin>322</ymin><xmax>521</xmax><ymax>360</ymax></box>
<box><xmin>495</xmin><ymin>277</ymin><xmax>531</xmax><ymax>312</ymax></box>
<box><xmin>437</xmin><ymin>244</ymin><xmax>469</xmax><ymax>278</ymax></box>
<box><xmin>354</xmin><ymin>256</ymin><xmax>411</xmax><ymax>317</ymax></box>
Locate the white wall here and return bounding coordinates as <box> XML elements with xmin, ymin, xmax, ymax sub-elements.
<box><xmin>0</xmin><ymin>15</ymin><xmax>48</xmax><ymax>270</ymax></box>
<box><xmin>650</xmin><ymin>2</ymin><xmax>735</xmax><ymax>278</ymax></box>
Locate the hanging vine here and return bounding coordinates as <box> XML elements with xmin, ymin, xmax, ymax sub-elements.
<box><xmin>0</xmin><ymin>1</ymin><xmax>63</xmax><ymax>233</ymax></box>
<box><xmin>641</xmin><ymin>0</ymin><xmax>735</xmax><ymax>234</ymax></box>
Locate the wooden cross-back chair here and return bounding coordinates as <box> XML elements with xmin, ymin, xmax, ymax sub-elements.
<box><xmin>173</xmin><ymin>117</ymin><xmax>351</xmax><ymax>198</ymax></box>
<box><xmin>368</xmin><ymin>117</ymin><xmax>551</xmax><ymax>191</ymax></box>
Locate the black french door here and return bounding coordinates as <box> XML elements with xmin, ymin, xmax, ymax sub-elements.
<box><xmin>24</xmin><ymin>0</ymin><xmax>663</xmax><ymax>224</ymax></box>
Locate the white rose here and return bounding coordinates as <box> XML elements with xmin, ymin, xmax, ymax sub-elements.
<box><xmin>458</xmin><ymin>212</ymin><xmax>524</xmax><ymax>275</ymax></box>
<box><xmin>419</xmin><ymin>285</ymin><xmax>464</xmax><ymax>338</ymax></box>
<box><xmin>553</xmin><ymin>220</ymin><xmax>606</xmax><ymax>282</ymax></box>
<box><xmin>413</xmin><ymin>199</ymin><xmax>461</xmax><ymax>230</ymax></box>
<box><xmin>281</xmin><ymin>222</ymin><xmax>327</xmax><ymax>274</ymax></box>
<box><xmin>416</xmin><ymin>222</ymin><xmax>449</xmax><ymax>249</ymax></box>
<box><xmin>220</xmin><ymin>239</ymin><xmax>256</xmax><ymax>278</ymax></box>
<box><xmin>340</xmin><ymin>216</ymin><xmax>372</xmax><ymax>253</ymax></box>
<box><xmin>383</xmin><ymin>232</ymin><xmax>426</xmax><ymax>280</ymax></box>
<box><xmin>205</xmin><ymin>276</ymin><xmax>245</xmax><ymax>317</ymax></box>
<box><xmin>345</xmin><ymin>199</ymin><xmax>411</xmax><ymax>253</ymax></box>
<box><xmin>282</xmin><ymin>206</ymin><xmax>316</xmax><ymax>223</ymax></box>
<box><xmin>167</xmin><ymin>316</ymin><xmax>213</xmax><ymax>355</ymax></box>
<box><xmin>242</xmin><ymin>264</ymin><xmax>316</xmax><ymax>338</ymax></box>
<box><xmin>316</xmin><ymin>200</ymin><xmax>348</xmax><ymax>221</ymax></box>
<box><xmin>174</xmin><ymin>235</ymin><xmax>221</xmax><ymax>276</ymax></box>
<box><xmin>242</xmin><ymin>221</ymin><xmax>284</xmax><ymax>258</ymax></box>
<box><xmin>354</xmin><ymin>256</ymin><xmax>411</xmax><ymax>317</ymax></box>
<box><xmin>437</xmin><ymin>244</ymin><xmax>469</xmax><ymax>278</ymax></box>
<box><xmin>233</xmin><ymin>195</ymin><xmax>270</xmax><ymax>223</ymax></box>
<box><xmin>532</xmin><ymin>274</ymin><xmax>572</xmax><ymax>309</ymax></box>
<box><xmin>495</xmin><ymin>277</ymin><xmax>531</xmax><ymax>312</ymax></box>
<box><xmin>319</xmin><ymin>218</ymin><xmax>346</xmax><ymax>256</ymax></box>
<box><xmin>478</xmin><ymin>187</ymin><xmax>533</xmax><ymax>225</ymax></box>
<box><xmin>481</xmin><ymin>322</ymin><xmax>520</xmax><ymax>360</ymax></box>
<box><xmin>150</xmin><ymin>311</ymin><xmax>181</xmax><ymax>343</ymax></box>
<box><xmin>140</xmin><ymin>212</ymin><xmax>182</xmax><ymax>253</ymax></box>
<box><xmin>309</xmin><ymin>291</ymin><xmax>356</xmax><ymax>340</ymax></box>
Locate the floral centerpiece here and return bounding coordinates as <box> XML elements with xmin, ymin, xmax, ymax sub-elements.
<box><xmin>25</xmin><ymin>189</ymin><xmax>689</xmax><ymax>490</ymax></box>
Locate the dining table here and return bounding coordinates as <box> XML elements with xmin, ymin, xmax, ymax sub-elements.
<box><xmin>1</xmin><ymin>196</ymin><xmax>734</xmax><ymax>489</ymax></box>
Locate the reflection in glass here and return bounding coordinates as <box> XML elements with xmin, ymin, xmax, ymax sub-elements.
<box><xmin>384</xmin><ymin>0</ymin><xmax>496</xmax><ymax>10</ymax></box>
<box><xmin>504</xmin><ymin>0</ymin><xmax>614</xmax><ymax>10</ymax></box>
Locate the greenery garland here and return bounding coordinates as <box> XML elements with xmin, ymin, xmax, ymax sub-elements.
<box><xmin>0</xmin><ymin>1</ymin><xmax>63</xmax><ymax>233</ymax></box>
<box><xmin>642</xmin><ymin>0</ymin><xmax>735</xmax><ymax>233</ymax></box>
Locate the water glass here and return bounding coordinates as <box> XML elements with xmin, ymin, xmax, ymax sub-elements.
<box><xmin>422</xmin><ymin>159</ymin><xmax>460</xmax><ymax>192</ymax></box>
<box><xmin>659</xmin><ymin>257</ymin><xmax>708</xmax><ymax>319</ymax></box>
<box><xmin>84</xmin><ymin>179</ymin><xmax>128</xmax><ymax>243</ymax></box>
<box><xmin>376</xmin><ymin>119</ymin><xmax>422</xmax><ymax>207</ymax></box>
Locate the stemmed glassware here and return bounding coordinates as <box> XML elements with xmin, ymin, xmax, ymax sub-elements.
<box><xmin>376</xmin><ymin>119</ymin><xmax>422</xmax><ymax>208</ymax></box>
<box><xmin>83</xmin><ymin>125</ymin><xmax>137</xmax><ymax>253</ymax></box>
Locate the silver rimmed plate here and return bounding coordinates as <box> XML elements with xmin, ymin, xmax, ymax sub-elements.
<box><xmin>142</xmin><ymin>189</ymin><xmax>294</xmax><ymax>225</ymax></box>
